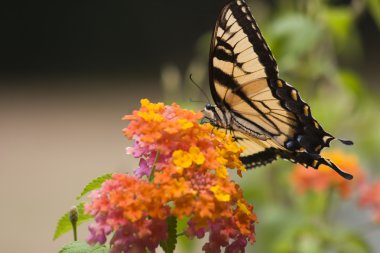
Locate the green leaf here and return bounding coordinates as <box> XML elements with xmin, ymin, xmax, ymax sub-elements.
<box><xmin>160</xmin><ymin>216</ymin><xmax>178</xmax><ymax>253</ymax></box>
<box><xmin>176</xmin><ymin>216</ymin><xmax>195</xmax><ymax>253</ymax></box>
<box><xmin>267</xmin><ymin>14</ymin><xmax>323</xmax><ymax>72</ymax></box>
<box><xmin>323</xmin><ymin>7</ymin><xmax>353</xmax><ymax>44</ymax></box>
<box><xmin>369</xmin><ymin>0</ymin><xmax>380</xmax><ymax>28</ymax></box>
<box><xmin>53</xmin><ymin>203</ymin><xmax>93</xmax><ymax>240</ymax></box>
<box><xmin>338</xmin><ymin>70</ymin><xmax>366</xmax><ymax>99</ymax></box>
<box><xmin>77</xmin><ymin>173</ymin><xmax>113</xmax><ymax>200</ymax></box>
<box><xmin>59</xmin><ymin>241</ymin><xmax>108</xmax><ymax>253</ymax></box>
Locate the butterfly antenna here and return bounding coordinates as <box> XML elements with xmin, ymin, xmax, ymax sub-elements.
<box><xmin>189</xmin><ymin>98</ymin><xmax>206</xmax><ymax>103</ymax></box>
<box><xmin>189</xmin><ymin>74</ymin><xmax>211</xmax><ymax>105</ymax></box>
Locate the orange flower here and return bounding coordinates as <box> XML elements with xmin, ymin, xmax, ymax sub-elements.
<box><xmin>291</xmin><ymin>150</ymin><xmax>365</xmax><ymax>198</ymax></box>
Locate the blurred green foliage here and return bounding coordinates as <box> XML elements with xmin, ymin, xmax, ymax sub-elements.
<box><xmin>161</xmin><ymin>0</ymin><xmax>380</xmax><ymax>252</ymax></box>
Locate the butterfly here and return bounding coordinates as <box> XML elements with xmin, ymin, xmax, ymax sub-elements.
<box><xmin>203</xmin><ymin>0</ymin><xmax>353</xmax><ymax>179</ymax></box>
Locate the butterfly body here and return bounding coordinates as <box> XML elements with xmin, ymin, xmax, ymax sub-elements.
<box><xmin>206</xmin><ymin>0</ymin><xmax>353</xmax><ymax>179</ymax></box>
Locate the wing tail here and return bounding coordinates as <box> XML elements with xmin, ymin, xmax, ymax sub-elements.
<box><xmin>285</xmin><ymin>151</ymin><xmax>354</xmax><ymax>180</ymax></box>
<box><xmin>338</xmin><ymin>138</ymin><xmax>354</xmax><ymax>145</ymax></box>
<box><xmin>317</xmin><ymin>157</ymin><xmax>353</xmax><ymax>180</ymax></box>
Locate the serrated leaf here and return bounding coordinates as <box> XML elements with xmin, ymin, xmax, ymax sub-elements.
<box><xmin>160</xmin><ymin>216</ymin><xmax>177</xmax><ymax>253</ymax></box>
<box><xmin>77</xmin><ymin>173</ymin><xmax>113</xmax><ymax>200</ymax></box>
<box><xmin>53</xmin><ymin>203</ymin><xmax>93</xmax><ymax>240</ymax></box>
<box><xmin>59</xmin><ymin>241</ymin><xmax>108</xmax><ymax>253</ymax></box>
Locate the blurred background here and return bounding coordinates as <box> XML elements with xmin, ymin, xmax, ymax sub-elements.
<box><xmin>1</xmin><ymin>0</ymin><xmax>379</xmax><ymax>252</ymax></box>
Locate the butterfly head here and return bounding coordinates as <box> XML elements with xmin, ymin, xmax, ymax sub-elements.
<box><xmin>203</xmin><ymin>104</ymin><xmax>228</xmax><ymax>128</ymax></box>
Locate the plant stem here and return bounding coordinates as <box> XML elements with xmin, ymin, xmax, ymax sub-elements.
<box><xmin>176</xmin><ymin>232</ymin><xmax>186</xmax><ymax>237</ymax></box>
<box><xmin>149</xmin><ymin>151</ymin><xmax>160</xmax><ymax>182</ymax></box>
<box><xmin>69</xmin><ymin>206</ymin><xmax>78</xmax><ymax>241</ymax></box>
<box><xmin>73</xmin><ymin>224</ymin><xmax>77</xmax><ymax>241</ymax></box>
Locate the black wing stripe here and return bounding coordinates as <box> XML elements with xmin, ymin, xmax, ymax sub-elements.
<box><xmin>229</xmin><ymin>1</ymin><xmax>278</xmax><ymax>79</ymax></box>
<box><xmin>223</xmin><ymin>27</ymin><xmax>245</xmax><ymax>43</ymax></box>
<box><xmin>232</xmin><ymin>110</ymin><xmax>278</xmax><ymax>136</ymax></box>
<box><xmin>230</xmin><ymin>108</ymin><xmax>296</xmax><ymax>124</ymax></box>
<box><xmin>240</xmin><ymin>148</ymin><xmax>278</xmax><ymax>167</ymax></box>
<box><xmin>267</xmin><ymin>113</ymin><xmax>298</xmax><ymax>128</ymax></box>
<box><xmin>213</xmin><ymin>67</ymin><xmax>279</xmax><ymax>129</ymax></box>
<box><xmin>233</xmin><ymin>68</ymin><xmax>262</xmax><ymax>79</ymax></box>
<box><xmin>214</xmin><ymin>48</ymin><xmax>234</xmax><ymax>62</ymax></box>
<box><xmin>234</xmin><ymin>45</ymin><xmax>256</xmax><ymax>56</ymax></box>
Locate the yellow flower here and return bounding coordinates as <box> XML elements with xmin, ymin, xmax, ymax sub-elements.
<box><xmin>178</xmin><ymin>119</ymin><xmax>193</xmax><ymax>130</ymax></box>
<box><xmin>210</xmin><ymin>185</ymin><xmax>231</xmax><ymax>202</ymax></box>
<box><xmin>140</xmin><ymin>98</ymin><xmax>164</xmax><ymax>112</ymax></box>
<box><xmin>216</xmin><ymin>166</ymin><xmax>228</xmax><ymax>179</ymax></box>
<box><xmin>217</xmin><ymin>156</ymin><xmax>228</xmax><ymax>166</ymax></box>
<box><xmin>237</xmin><ymin>200</ymin><xmax>250</xmax><ymax>215</ymax></box>
<box><xmin>223</xmin><ymin>141</ymin><xmax>239</xmax><ymax>153</ymax></box>
<box><xmin>137</xmin><ymin>111</ymin><xmax>164</xmax><ymax>122</ymax></box>
<box><xmin>175</xmin><ymin>166</ymin><xmax>184</xmax><ymax>175</ymax></box>
<box><xmin>189</xmin><ymin>146</ymin><xmax>205</xmax><ymax>165</ymax></box>
<box><xmin>172</xmin><ymin>150</ymin><xmax>192</xmax><ymax>168</ymax></box>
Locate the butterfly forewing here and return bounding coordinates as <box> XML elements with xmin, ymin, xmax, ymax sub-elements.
<box><xmin>209</xmin><ymin>0</ymin><xmax>278</xmax><ymax>106</ymax></box>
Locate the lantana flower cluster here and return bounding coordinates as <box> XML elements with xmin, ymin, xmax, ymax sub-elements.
<box><xmin>85</xmin><ymin>99</ymin><xmax>257</xmax><ymax>253</ymax></box>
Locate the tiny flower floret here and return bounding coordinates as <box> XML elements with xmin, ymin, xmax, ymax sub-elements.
<box><xmin>210</xmin><ymin>185</ymin><xmax>231</xmax><ymax>202</ymax></box>
<box><xmin>172</xmin><ymin>150</ymin><xmax>193</xmax><ymax>168</ymax></box>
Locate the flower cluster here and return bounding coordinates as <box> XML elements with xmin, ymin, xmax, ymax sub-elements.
<box><xmin>85</xmin><ymin>99</ymin><xmax>256</xmax><ymax>252</ymax></box>
<box><xmin>86</xmin><ymin>174</ymin><xmax>168</xmax><ymax>252</ymax></box>
<box><xmin>290</xmin><ymin>150</ymin><xmax>365</xmax><ymax>198</ymax></box>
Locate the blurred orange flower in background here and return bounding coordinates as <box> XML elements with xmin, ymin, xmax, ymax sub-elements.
<box><xmin>291</xmin><ymin>150</ymin><xmax>365</xmax><ymax>198</ymax></box>
<box><xmin>358</xmin><ymin>181</ymin><xmax>380</xmax><ymax>223</ymax></box>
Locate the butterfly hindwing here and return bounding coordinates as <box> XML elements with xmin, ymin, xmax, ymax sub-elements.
<box><xmin>234</xmin><ymin>132</ymin><xmax>353</xmax><ymax>180</ymax></box>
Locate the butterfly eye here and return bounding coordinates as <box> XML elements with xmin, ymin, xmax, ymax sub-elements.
<box><xmin>205</xmin><ymin>104</ymin><xmax>213</xmax><ymax>110</ymax></box>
